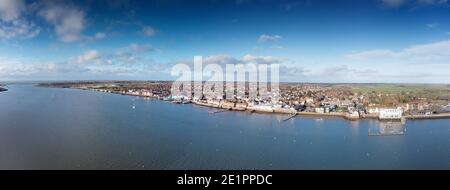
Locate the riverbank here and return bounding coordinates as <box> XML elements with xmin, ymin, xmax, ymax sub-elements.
<box><xmin>39</xmin><ymin>85</ymin><xmax>450</xmax><ymax>121</ymax></box>
<box><xmin>181</xmin><ymin>99</ymin><xmax>450</xmax><ymax>122</ymax></box>
<box><xmin>189</xmin><ymin>100</ymin><xmax>450</xmax><ymax>121</ymax></box>
<box><xmin>406</xmin><ymin>113</ymin><xmax>450</xmax><ymax>120</ymax></box>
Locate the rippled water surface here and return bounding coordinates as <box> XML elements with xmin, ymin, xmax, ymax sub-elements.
<box><xmin>0</xmin><ymin>85</ymin><xmax>449</xmax><ymax>169</ymax></box>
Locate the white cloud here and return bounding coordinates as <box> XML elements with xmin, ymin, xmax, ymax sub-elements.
<box><xmin>320</xmin><ymin>65</ymin><xmax>376</xmax><ymax>78</ymax></box>
<box><xmin>115</xmin><ymin>51</ymin><xmax>136</xmax><ymax>64</ymax></box>
<box><xmin>76</xmin><ymin>50</ymin><xmax>101</xmax><ymax>64</ymax></box>
<box><xmin>345</xmin><ymin>50</ymin><xmax>397</xmax><ymax>60</ymax></box>
<box><xmin>346</xmin><ymin>40</ymin><xmax>450</xmax><ymax>63</ymax></box>
<box><xmin>304</xmin><ymin>64</ymin><xmax>450</xmax><ymax>83</ymax></box>
<box><xmin>173</xmin><ymin>54</ymin><xmax>286</xmax><ymax>69</ymax></box>
<box><xmin>128</xmin><ymin>43</ymin><xmax>154</xmax><ymax>52</ymax></box>
<box><xmin>74</xmin><ymin>44</ymin><xmax>152</xmax><ymax>65</ymax></box>
<box><xmin>279</xmin><ymin>65</ymin><xmax>308</xmax><ymax>78</ymax></box>
<box><xmin>0</xmin><ymin>19</ymin><xmax>40</xmax><ymax>39</ymax></box>
<box><xmin>0</xmin><ymin>0</ymin><xmax>40</xmax><ymax>40</ymax></box>
<box><xmin>427</xmin><ymin>23</ymin><xmax>439</xmax><ymax>28</ymax></box>
<box><xmin>94</xmin><ymin>32</ymin><xmax>106</xmax><ymax>40</ymax></box>
<box><xmin>38</xmin><ymin>1</ymin><xmax>86</xmax><ymax>42</ymax></box>
<box><xmin>258</xmin><ymin>34</ymin><xmax>282</xmax><ymax>43</ymax></box>
<box><xmin>242</xmin><ymin>54</ymin><xmax>284</xmax><ymax>64</ymax></box>
<box><xmin>0</xmin><ymin>58</ymin><xmax>88</xmax><ymax>79</ymax></box>
<box><xmin>141</xmin><ymin>26</ymin><xmax>156</xmax><ymax>37</ymax></box>
<box><xmin>0</xmin><ymin>0</ymin><xmax>25</xmax><ymax>22</ymax></box>
<box><xmin>189</xmin><ymin>54</ymin><xmax>285</xmax><ymax>66</ymax></box>
<box><xmin>203</xmin><ymin>55</ymin><xmax>239</xmax><ymax>65</ymax></box>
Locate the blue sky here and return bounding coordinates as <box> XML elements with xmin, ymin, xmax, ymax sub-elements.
<box><xmin>0</xmin><ymin>0</ymin><xmax>450</xmax><ymax>83</ymax></box>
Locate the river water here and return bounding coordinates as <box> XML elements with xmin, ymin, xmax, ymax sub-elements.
<box><xmin>0</xmin><ymin>85</ymin><xmax>449</xmax><ymax>169</ymax></box>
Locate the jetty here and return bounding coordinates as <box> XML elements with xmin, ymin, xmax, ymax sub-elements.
<box><xmin>282</xmin><ymin>113</ymin><xmax>298</xmax><ymax>122</ymax></box>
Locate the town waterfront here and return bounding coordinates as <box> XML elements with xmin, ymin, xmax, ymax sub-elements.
<box><xmin>0</xmin><ymin>84</ymin><xmax>450</xmax><ymax>169</ymax></box>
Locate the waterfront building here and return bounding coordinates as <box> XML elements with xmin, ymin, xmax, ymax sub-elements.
<box><xmin>368</xmin><ymin>107</ymin><xmax>380</xmax><ymax>114</ymax></box>
<box><xmin>315</xmin><ymin>107</ymin><xmax>325</xmax><ymax>114</ymax></box>
<box><xmin>247</xmin><ymin>104</ymin><xmax>274</xmax><ymax>113</ymax></box>
<box><xmin>379</xmin><ymin>108</ymin><xmax>403</xmax><ymax>120</ymax></box>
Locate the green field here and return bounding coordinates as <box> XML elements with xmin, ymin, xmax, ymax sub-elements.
<box><xmin>349</xmin><ymin>84</ymin><xmax>450</xmax><ymax>98</ymax></box>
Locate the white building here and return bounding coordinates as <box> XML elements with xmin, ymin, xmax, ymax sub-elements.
<box><xmin>315</xmin><ymin>107</ymin><xmax>325</xmax><ymax>114</ymax></box>
<box><xmin>368</xmin><ymin>107</ymin><xmax>381</xmax><ymax>114</ymax></box>
<box><xmin>379</xmin><ymin>108</ymin><xmax>403</xmax><ymax>120</ymax></box>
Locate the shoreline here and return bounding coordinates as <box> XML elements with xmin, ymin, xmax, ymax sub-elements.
<box><xmin>39</xmin><ymin>85</ymin><xmax>450</xmax><ymax>122</ymax></box>
<box><xmin>190</xmin><ymin>101</ymin><xmax>450</xmax><ymax>121</ymax></box>
<box><xmin>405</xmin><ymin>113</ymin><xmax>450</xmax><ymax>120</ymax></box>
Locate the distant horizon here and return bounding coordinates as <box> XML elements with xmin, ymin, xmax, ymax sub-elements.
<box><xmin>2</xmin><ymin>80</ymin><xmax>450</xmax><ymax>86</ymax></box>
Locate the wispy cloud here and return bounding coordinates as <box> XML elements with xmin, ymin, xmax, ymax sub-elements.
<box><xmin>0</xmin><ymin>19</ymin><xmax>41</xmax><ymax>40</ymax></box>
<box><xmin>141</xmin><ymin>25</ymin><xmax>157</xmax><ymax>37</ymax></box>
<box><xmin>0</xmin><ymin>57</ymin><xmax>89</xmax><ymax>79</ymax></box>
<box><xmin>345</xmin><ymin>40</ymin><xmax>450</xmax><ymax>63</ymax></box>
<box><xmin>0</xmin><ymin>0</ymin><xmax>25</xmax><ymax>22</ymax></box>
<box><xmin>73</xmin><ymin>43</ymin><xmax>156</xmax><ymax>66</ymax></box>
<box><xmin>38</xmin><ymin>0</ymin><xmax>86</xmax><ymax>42</ymax></box>
<box><xmin>380</xmin><ymin>0</ymin><xmax>449</xmax><ymax>8</ymax></box>
<box><xmin>242</xmin><ymin>54</ymin><xmax>284</xmax><ymax>64</ymax></box>
<box><xmin>76</xmin><ymin>50</ymin><xmax>102</xmax><ymax>64</ymax></box>
<box><xmin>173</xmin><ymin>54</ymin><xmax>286</xmax><ymax>70</ymax></box>
<box><xmin>0</xmin><ymin>0</ymin><xmax>40</xmax><ymax>40</ymax></box>
<box><xmin>346</xmin><ymin>49</ymin><xmax>397</xmax><ymax>60</ymax></box>
<box><xmin>128</xmin><ymin>43</ymin><xmax>154</xmax><ymax>53</ymax></box>
<box><xmin>258</xmin><ymin>34</ymin><xmax>282</xmax><ymax>43</ymax></box>
<box><xmin>427</xmin><ymin>22</ymin><xmax>439</xmax><ymax>28</ymax></box>
<box><xmin>93</xmin><ymin>32</ymin><xmax>107</xmax><ymax>40</ymax></box>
